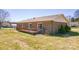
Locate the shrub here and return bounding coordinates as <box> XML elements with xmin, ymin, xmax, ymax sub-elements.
<box><xmin>58</xmin><ymin>25</ymin><xmax>71</xmax><ymax>34</ymax></box>
<box><xmin>58</xmin><ymin>25</ymin><xmax>66</xmax><ymax>34</ymax></box>
<box><xmin>65</xmin><ymin>25</ymin><xmax>71</xmax><ymax>32</ymax></box>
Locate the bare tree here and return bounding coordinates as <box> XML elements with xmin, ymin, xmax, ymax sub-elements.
<box><xmin>0</xmin><ymin>9</ymin><xmax>10</xmax><ymax>28</ymax></box>
<box><xmin>71</xmin><ymin>17</ymin><xmax>75</xmax><ymax>22</ymax></box>
<box><xmin>74</xmin><ymin>10</ymin><xmax>79</xmax><ymax>18</ymax></box>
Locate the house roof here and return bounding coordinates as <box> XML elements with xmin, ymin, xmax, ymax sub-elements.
<box><xmin>18</xmin><ymin>14</ymin><xmax>68</xmax><ymax>23</ymax></box>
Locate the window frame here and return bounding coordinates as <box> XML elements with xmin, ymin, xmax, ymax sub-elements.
<box><xmin>28</xmin><ymin>23</ymin><xmax>32</xmax><ymax>29</ymax></box>
<box><xmin>37</xmin><ymin>23</ymin><xmax>43</xmax><ymax>30</ymax></box>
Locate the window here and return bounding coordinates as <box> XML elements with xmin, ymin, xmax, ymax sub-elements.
<box><xmin>37</xmin><ymin>23</ymin><xmax>45</xmax><ymax>33</ymax></box>
<box><xmin>28</xmin><ymin>23</ymin><xmax>32</xmax><ymax>29</ymax></box>
<box><xmin>38</xmin><ymin>24</ymin><xmax>43</xmax><ymax>29</ymax></box>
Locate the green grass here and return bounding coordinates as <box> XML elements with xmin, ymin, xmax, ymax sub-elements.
<box><xmin>0</xmin><ymin>27</ymin><xmax>79</xmax><ymax>50</ymax></box>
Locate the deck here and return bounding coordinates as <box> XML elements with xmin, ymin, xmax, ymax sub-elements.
<box><xmin>19</xmin><ymin>29</ymin><xmax>39</xmax><ymax>34</ymax></box>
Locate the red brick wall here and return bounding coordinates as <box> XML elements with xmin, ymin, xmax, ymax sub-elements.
<box><xmin>16</xmin><ymin>21</ymin><xmax>67</xmax><ymax>34</ymax></box>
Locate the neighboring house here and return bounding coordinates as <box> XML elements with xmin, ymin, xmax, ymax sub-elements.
<box><xmin>66</xmin><ymin>17</ymin><xmax>79</xmax><ymax>27</ymax></box>
<box><xmin>69</xmin><ymin>22</ymin><xmax>79</xmax><ymax>27</ymax></box>
<box><xmin>2</xmin><ymin>22</ymin><xmax>18</xmax><ymax>28</ymax></box>
<box><xmin>66</xmin><ymin>16</ymin><xmax>79</xmax><ymax>27</ymax></box>
<box><xmin>1</xmin><ymin>21</ymin><xmax>12</xmax><ymax>28</ymax></box>
<box><xmin>16</xmin><ymin>14</ymin><xmax>68</xmax><ymax>34</ymax></box>
<box><xmin>10</xmin><ymin>22</ymin><xmax>17</xmax><ymax>28</ymax></box>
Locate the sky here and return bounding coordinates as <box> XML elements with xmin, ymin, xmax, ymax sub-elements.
<box><xmin>6</xmin><ymin>9</ymin><xmax>76</xmax><ymax>22</ymax></box>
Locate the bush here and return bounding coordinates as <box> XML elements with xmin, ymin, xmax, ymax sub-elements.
<box><xmin>65</xmin><ymin>25</ymin><xmax>71</xmax><ymax>32</ymax></box>
<box><xmin>58</xmin><ymin>25</ymin><xmax>66</xmax><ymax>34</ymax></box>
<box><xmin>58</xmin><ymin>25</ymin><xmax>71</xmax><ymax>34</ymax></box>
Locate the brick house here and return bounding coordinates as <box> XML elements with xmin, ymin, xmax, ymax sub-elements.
<box><xmin>1</xmin><ymin>21</ymin><xmax>12</xmax><ymax>27</ymax></box>
<box><xmin>16</xmin><ymin>14</ymin><xmax>68</xmax><ymax>34</ymax></box>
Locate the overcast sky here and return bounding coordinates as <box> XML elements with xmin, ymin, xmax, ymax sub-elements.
<box><xmin>6</xmin><ymin>9</ymin><xmax>76</xmax><ymax>22</ymax></box>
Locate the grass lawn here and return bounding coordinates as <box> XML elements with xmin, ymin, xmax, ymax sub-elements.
<box><xmin>0</xmin><ymin>27</ymin><xmax>79</xmax><ymax>50</ymax></box>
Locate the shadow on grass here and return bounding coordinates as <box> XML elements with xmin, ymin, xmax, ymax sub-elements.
<box><xmin>18</xmin><ymin>30</ymin><xmax>79</xmax><ymax>37</ymax></box>
<box><xmin>50</xmin><ymin>31</ymin><xmax>79</xmax><ymax>37</ymax></box>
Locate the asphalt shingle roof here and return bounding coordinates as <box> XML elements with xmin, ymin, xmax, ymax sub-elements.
<box><xmin>19</xmin><ymin>14</ymin><xmax>68</xmax><ymax>23</ymax></box>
